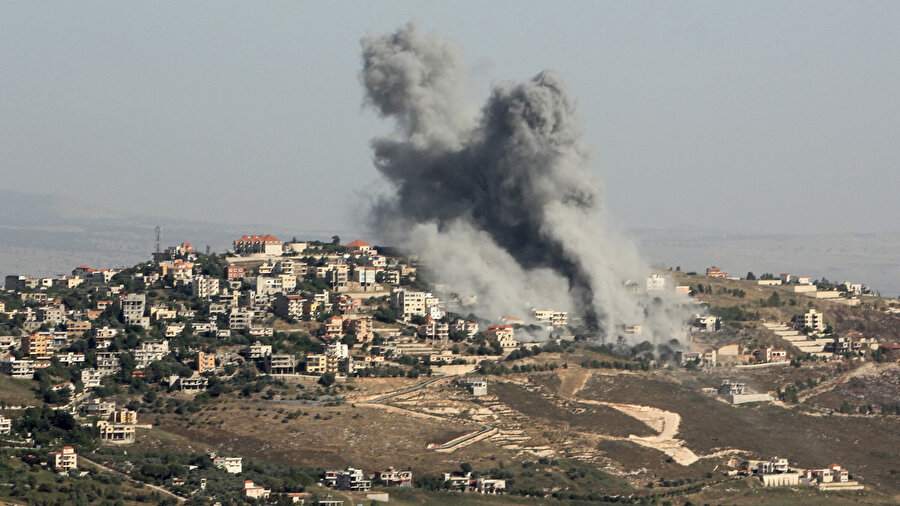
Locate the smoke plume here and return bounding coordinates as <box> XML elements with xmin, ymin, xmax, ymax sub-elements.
<box><xmin>360</xmin><ymin>22</ymin><xmax>691</xmax><ymax>343</ymax></box>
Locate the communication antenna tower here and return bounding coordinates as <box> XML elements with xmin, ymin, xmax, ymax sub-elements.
<box><xmin>155</xmin><ymin>226</ymin><xmax>161</xmax><ymax>254</ymax></box>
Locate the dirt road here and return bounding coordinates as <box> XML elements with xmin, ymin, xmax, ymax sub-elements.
<box><xmin>557</xmin><ymin>369</ymin><xmax>700</xmax><ymax>465</ymax></box>
<box><xmin>79</xmin><ymin>455</ymin><xmax>187</xmax><ymax>503</ymax></box>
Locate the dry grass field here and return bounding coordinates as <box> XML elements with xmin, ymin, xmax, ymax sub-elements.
<box><xmin>491</xmin><ymin>381</ymin><xmax>654</xmax><ymax>439</ymax></box>
<box><xmin>155</xmin><ymin>398</ymin><xmax>517</xmax><ymax>475</ymax></box>
<box><xmin>576</xmin><ymin>370</ymin><xmax>900</xmax><ymax>497</ymax></box>
<box><xmin>0</xmin><ymin>375</ymin><xmax>39</xmax><ymax>406</ymax></box>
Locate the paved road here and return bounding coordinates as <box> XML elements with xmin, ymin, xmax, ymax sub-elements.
<box><xmin>429</xmin><ymin>425</ymin><xmax>495</xmax><ymax>451</ymax></box>
<box><xmin>369</xmin><ymin>376</ymin><xmax>447</xmax><ymax>403</ymax></box>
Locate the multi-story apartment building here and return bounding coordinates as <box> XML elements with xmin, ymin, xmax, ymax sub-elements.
<box><xmin>383</xmin><ymin>270</ymin><xmax>400</xmax><ymax>285</ymax></box>
<box><xmin>275</xmin><ymin>259</ymin><xmax>295</xmax><ymax>276</ymax></box>
<box><xmin>179</xmin><ymin>376</ymin><xmax>208</xmax><ymax>391</ymax></box>
<box><xmin>255</xmin><ymin>276</ymin><xmax>283</xmax><ymax>296</ymax></box>
<box><xmin>5</xmin><ymin>275</ymin><xmax>39</xmax><ymax>291</ymax></box>
<box><xmin>323</xmin><ymin>316</ymin><xmax>343</xmax><ymax>339</ymax></box>
<box><xmin>81</xmin><ymin>368</ymin><xmax>105</xmax><ymax>388</ymax></box>
<box><xmin>274</xmin><ymin>294</ymin><xmax>305</xmax><ymax>319</ymax></box>
<box><xmin>37</xmin><ymin>304</ymin><xmax>66</xmax><ymax>326</ymax></box>
<box><xmin>243</xmin><ymin>342</ymin><xmax>272</xmax><ymax>360</ymax></box>
<box><xmin>646</xmin><ymin>274</ymin><xmax>666</xmax><ymax>291</ymax></box>
<box><xmin>1</xmin><ymin>356</ymin><xmax>35</xmax><ymax>378</ymax></box>
<box><xmin>390</xmin><ymin>288</ymin><xmax>426</xmax><ymax>318</ymax></box>
<box><xmin>228</xmin><ymin>307</ymin><xmax>254</xmax><ymax>330</ymax></box>
<box><xmin>82</xmin><ymin>400</ymin><xmax>116</xmax><ymax>418</ymax></box>
<box><xmin>96</xmin><ymin>420</ymin><xmax>136</xmax><ymax>444</ymax></box>
<box><xmin>213</xmin><ymin>455</ymin><xmax>243</xmax><ymax>474</ymax></box>
<box><xmin>233</xmin><ymin>234</ymin><xmax>282</xmax><ymax>256</ymax></box>
<box><xmin>334</xmin><ymin>468</ymin><xmax>372</xmax><ymax>491</ymax></box>
<box><xmin>418</xmin><ymin>318</ymin><xmax>449</xmax><ymax>340</ymax></box>
<box><xmin>95</xmin><ymin>352</ymin><xmax>121</xmax><ymax>375</ymax></box>
<box><xmin>354</xmin><ymin>266</ymin><xmax>377</xmax><ymax>288</ymax></box>
<box><xmin>326</xmin><ymin>265</ymin><xmax>349</xmax><ymax>292</ymax></box>
<box><xmin>120</xmin><ymin>293</ymin><xmax>146</xmax><ymax>325</ymax></box>
<box><xmin>134</xmin><ymin>340</ymin><xmax>169</xmax><ymax>368</ymax></box>
<box><xmin>279</xmin><ymin>274</ymin><xmax>296</xmax><ymax>292</ymax></box>
<box><xmin>343</xmin><ymin>316</ymin><xmax>373</xmax><ymax>342</ymax></box>
<box><xmin>268</xmin><ymin>354</ymin><xmax>297</xmax><ymax>374</ymax></box>
<box><xmin>375</xmin><ymin>467</ymin><xmax>413</xmax><ymax>487</ymax></box>
<box><xmin>225</xmin><ymin>264</ymin><xmax>245</xmax><ymax>281</ymax></box>
<box><xmin>451</xmin><ymin>320</ymin><xmax>479</xmax><ymax>339</ymax></box>
<box><xmin>66</xmin><ymin>320</ymin><xmax>92</xmax><ymax>336</ymax></box>
<box><xmin>795</xmin><ymin>308</ymin><xmax>826</xmax><ymax>333</ymax></box>
<box><xmin>531</xmin><ymin>310</ymin><xmax>568</xmax><ymax>327</ymax></box>
<box><xmin>47</xmin><ymin>446</ymin><xmax>77</xmax><ymax>471</ymax></box>
<box><xmin>305</xmin><ymin>354</ymin><xmax>340</xmax><ymax>375</ymax></box>
<box><xmin>22</xmin><ymin>333</ymin><xmax>52</xmax><ymax>360</ymax></box>
<box><xmin>57</xmin><ymin>353</ymin><xmax>85</xmax><ymax>366</ymax></box>
<box><xmin>191</xmin><ymin>276</ymin><xmax>220</xmax><ymax>299</ymax></box>
<box><xmin>196</xmin><ymin>352</ymin><xmax>216</xmax><ymax>373</ymax></box>
<box><xmin>485</xmin><ymin>325</ymin><xmax>518</xmax><ymax>348</ymax></box>
<box><xmin>112</xmin><ymin>408</ymin><xmax>138</xmax><ymax>424</ymax></box>
<box><xmin>243</xmin><ymin>480</ymin><xmax>270</xmax><ymax>499</ymax></box>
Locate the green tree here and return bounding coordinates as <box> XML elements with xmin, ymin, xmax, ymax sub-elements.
<box><xmin>318</xmin><ymin>372</ymin><xmax>335</xmax><ymax>387</ymax></box>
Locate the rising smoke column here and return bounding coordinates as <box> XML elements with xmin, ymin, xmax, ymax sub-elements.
<box><xmin>360</xmin><ymin>22</ymin><xmax>690</xmax><ymax>342</ymax></box>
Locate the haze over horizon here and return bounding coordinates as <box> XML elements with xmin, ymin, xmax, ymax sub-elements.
<box><xmin>1</xmin><ymin>187</ymin><xmax>899</xmax><ymax>299</ymax></box>
<box><xmin>2</xmin><ymin>2</ymin><xmax>899</xmax><ymax>239</ymax></box>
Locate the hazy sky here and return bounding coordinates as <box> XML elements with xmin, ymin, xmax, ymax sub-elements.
<box><xmin>2</xmin><ymin>2</ymin><xmax>898</xmax><ymax>237</ymax></box>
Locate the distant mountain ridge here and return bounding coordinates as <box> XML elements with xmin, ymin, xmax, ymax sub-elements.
<box><xmin>0</xmin><ymin>189</ymin><xmax>361</xmax><ymax>277</ymax></box>
<box><xmin>631</xmin><ymin>228</ymin><xmax>900</xmax><ymax>298</ymax></box>
<box><xmin>1</xmin><ymin>190</ymin><xmax>897</xmax><ymax>297</ymax></box>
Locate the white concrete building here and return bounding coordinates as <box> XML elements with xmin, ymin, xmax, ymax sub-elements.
<box><xmin>233</xmin><ymin>234</ymin><xmax>282</xmax><ymax>256</ymax></box>
<box><xmin>191</xmin><ymin>276</ymin><xmax>220</xmax><ymax>299</ymax></box>
<box><xmin>228</xmin><ymin>307</ymin><xmax>254</xmax><ymax>330</ymax></box>
<box><xmin>213</xmin><ymin>455</ymin><xmax>243</xmax><ymax>474</ymax></box>
<box><xmin>47</xmin><ymin>446</ymin><xmax>77</xmax><ymax>472</ymax></box>
<box><xmin>795</xmin><ymin>308</ymin><xmax>826</xmax><ymax>333</ymax></box>
<box><xmin>646</xmin><ymin>274</ymin><xmax>666</xmax><ymax>291</ymax></box>
<box><xmin>120</xmin><ymin>293</ymin><xmax>146</xmax><ymax>326</ymax></box>
<box><xmin>243</xmin><ymin>480</ymin><xmax>270</xmax><ymax>499</ymax></box>
<box><xmin>390</xmin><ymin>288</ymin><xmax>426</xmax><ymax>318</ymax></box>
<box><xmin>255</xmin><ymin>276</ymin><xmax>283</xmax><ymax>296</ymax></box>
<box><xmin>81</xmin><ymin>369</ymin><xmax>106</xmax><ymax>388</ymax></box>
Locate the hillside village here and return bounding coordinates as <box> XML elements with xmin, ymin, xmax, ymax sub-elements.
<box><xmin>0</xmin><ymin>236</ymin><xmax>899</xmax><ymax>504</ymax></box>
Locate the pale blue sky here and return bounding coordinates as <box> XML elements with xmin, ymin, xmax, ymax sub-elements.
<box><xmin>2</xmin><ymin>1</ymin><xmax>898</xmax><ymax>236</ymax></box>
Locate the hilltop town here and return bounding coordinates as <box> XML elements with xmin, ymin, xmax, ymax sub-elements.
<box><xmin>1</xmin><ymin>235</ymin><xmax>899</xmax><ymax>505</ymax></box>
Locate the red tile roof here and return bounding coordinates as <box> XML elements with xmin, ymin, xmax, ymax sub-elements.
<box><xmin>346</xmin><ymin>239</ymin><xmax>371</xmax><ymax>248</ymax></box>
<box><xmin>235</xmin><ymin>234</ymin><xmax>281</xmax><ymax>243</ymax></box>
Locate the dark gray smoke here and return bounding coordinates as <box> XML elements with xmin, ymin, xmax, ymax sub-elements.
<box><xmin>360</xmin><ymin>22</ymin><xmax>690</xmax><ymax>342</ymax></box>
